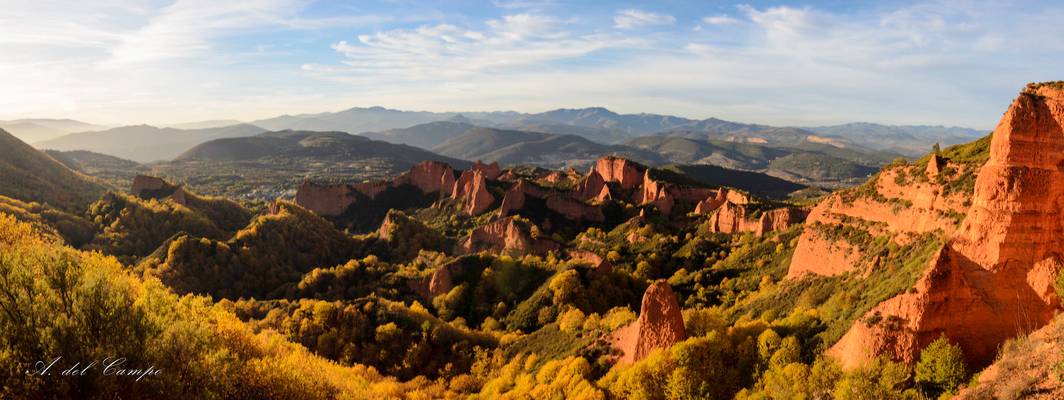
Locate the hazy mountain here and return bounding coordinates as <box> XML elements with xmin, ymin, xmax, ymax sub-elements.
<box><xmin>35</xmin><ymin>123</ymin><xmax>265</xmax><ymax>162</ymax></box>
<box><xmin>251</xmin><ymin>106</ymin><xmax>446</xmax><ymax>134</ymax></box>
<box><xmin>0</xmin><ymin>128</ymin><xmax>107</xmax><ymax>210</ymax></box>
<box><xmin>628</xmin><ymin>135</ymin><xmax>879</xmax><ymax>184</ymax></box>
<box><xmin>0</xmin><ymin>118</ymin><xmax>109</xmax><ymax>143</ymax></box>
<box><xmin>803</xmin><ymin>122</ymin><xmax>986</xmax><ymax>156</ymax></box>
<box><xmin>626</xmin><ymin>136</ymin><xmax>790</xmax><ymax>170</ymax></box>
<box><xmin>432</xmin><ymin>127</ymin><xmax>664</xmax><ymax>168</ymax></box>
<box><xmin>164</xmin><ymin>119</ymin><xmax>245</xmax><ymax>130</ymax></box>
<box><xmin>509</xmin><ymin>107</ymin><xmax>697</xmax><ymax>136</ymax></box>
<box><xmin>179</xmin><ymin>130</ymin><xmax>470</xmax><ymax>167</ymax></box>
<box><xmin>361</xmin><ymin>121</ymin><xmax>475</xmax><ymax>149</ymax></box>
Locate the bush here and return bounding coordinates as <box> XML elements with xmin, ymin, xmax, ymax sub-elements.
<box><xmin>915</xmin><ymin>335</ymin><xmax>967</xmax><ymax>398</ymax></box>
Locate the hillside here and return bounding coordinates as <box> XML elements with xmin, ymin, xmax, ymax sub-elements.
<box><xmin>361</xmin><ymin>121</ymin><xmax>475</xmax><ymax>149</ymax></box>
<box><xmin>45</xmin><ymin>149</ymin><xmax>141</xmax><ymax>188</ymax></box>
<box><xmin>804</xmin><ymin>122</ymin><xmax>986</xmax><ymax>156</ymax></box>
<box><xmin>0</xmin><ymin>128</ymin><xmax>107</xmax><ymax>210</ymax></box>
<box><xmin>35</xmin><ymin>123</ymin><xmax>265</xmax><ymax>162</ymax></box>
<box><xmin>433</xmin><ymin>127</ymin><xmax>664</xmax><ymax>168</ymax></box>
<box><xmin>178</xmin><ymin>130</ymin><xmax>470</xmax><ymax>166</ymax></box>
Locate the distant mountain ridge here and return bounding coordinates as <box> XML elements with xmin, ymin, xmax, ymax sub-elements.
<box><xmin>36</xmin><ymin>123</ymin><xmax>266</xmax><ymax>162</ymax></box>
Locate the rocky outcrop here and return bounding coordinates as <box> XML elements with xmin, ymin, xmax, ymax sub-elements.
<box><xmin>297</xmin><ymin>161</ymin><xmax>456</xmax><ymax>217</ymax></box>
<box><xmin>755</xmin><ymin>207</ymin><xmax>808</xmax><ymax>236</ymax></box>
<box><xmin>575</xmin><ymin>169</ymin><xmax>610</xmax><ymax>201</ymax></box>
<box><xmin>428</xmin><ymin>264</ymin><xmax>454</xmax><ymax>298</ymax></box>
<box><xmin>295</xmin><ymin>181</ymin><xmax>361</xmax><ymax>216</ymax></box>
<box><xmin>594</xmin><ymin>156</ymin><xmax>645</xmax><ymax>189</ymax></box>
<box><xmin>569</xmin><ymin>250</ymin><xmax>613</xmax><ymax>275</ymax></box>
<box><xmin>926</xmin><ymin>153</ymin><xmax>944</xmax><ymax>178</ymax></box>
<box><xmin>396</xmin><ymin>160</ymin><xmax>456</xmax><ymax>195</ymax></box>
<box><xmin>472</xmin><ymin>160</ymin><xmax>502</xmax><ymax>180</ymax></box>
<box><xmin>827</xmin><ymin>83</ymin><xmax>1064</xmax><ymax>369</ymax></box>
<box><xmin>610</xmin><ymin>280</ymin><xmax>687</xmax><ymax>363</ymax></box>
<box><xmin>459</xmin><ymin>216</ymin><xmax>559</xmax><ymax>256</ymax></box>
<box><xmin>451</xmin><ymin>169</ymin><xmax>494</xmax><ymax>215</ymax></box>
<box><xmin>131</xmin><ymin>175</ymin><xmax>188</xmax><ymax>205</ymax></box>
<box><xmin>787</xmin><ymin>162</ymin><xmax>969</xmax><ymax>278</ymax></box>
<box><xmin>498</xmin><ymin>179</ymin><xmax>603</xmax><ymax>222</ymax></box>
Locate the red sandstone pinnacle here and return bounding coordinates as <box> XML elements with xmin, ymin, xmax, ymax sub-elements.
<box><xmin>826</xmin><ymin>84</ymin><xmax>1064</xmax><ymax>370</ymax></box>
<box><xmin>397</xmin><ymin>160</ymin><xmax>456</xmax><ymax>195</ymax></box>
<box><xmin>130</xmin><ymin>175</ymin><xmax>171</xmax><ymax>197</ymax></box>
<box><xmin>472</xmin><ymin>160</ymin><xmax>502</xmax><ymax>180</ymax></box>
<box><xmin>593</xmin><ymin>156</ymin><xmax>645</xmax><ymax>189</ymax></box>
<box><xmin>451</xmin><ymin>169</ymin><xmax>494</xmax><ymax>215</ymax></box>
<box><xmin>611</xmin><ymin>280</ymin><xmax>687</xmax><ymax>363</ymax></box>
<box><xmin>575</xmin><ymin>169</ymin><xmax>608</xmax><ymax>201</ymax></box>
<box><xmin>459</xmin><ymin>216</ymin><xmax>559</xmax><ymax>256</ymax></box>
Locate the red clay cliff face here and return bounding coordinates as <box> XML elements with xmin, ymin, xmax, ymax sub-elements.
<box><xmin>396</xmin><ymin>160</ymin><xmax>456</xmax><ymax>195</ymax></box>
<box><xmin>610</xmin><ymin>280</ymin><xmax>687</xmax><ymax>363</ymax></box>
<box><xmin>451</xmin><ymin>169</ymin><xmax>494</xmax><ymax>215</ymax></box>
<box><xmin>459</xmin><ymin>216</ymin><xmax>559</xmax><ymax>256</ymax></box>
<box><xmin>297</xmin><ymin>161</ymin><xmax>456</xmax><ymax>216</ymax></box>
<box><xmin>471</xmin><ymin>160</ymin><xmax>502</xmax><ymax>180</ymax></box>
<box><xmin>498</xmin><ymin>179</ymin><xmax>604</xmax><ymax>222</ymax></box>
<box><xmin>828</xmin><ymin>85</ymin><xmax>1064</xmax><ymax>369</ymax></box>
<box><xmin>594</xmin><ymin>156</ymin><xmax>646</xmax><ymax>190</ymax></box>
<box><xmin>787</xmin><ymin>163</ymin><xmax>969</xmax><ymax>278</ymax></box>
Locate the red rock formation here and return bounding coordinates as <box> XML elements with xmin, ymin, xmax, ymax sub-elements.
<box><xmin>575</xmin><ymin>169</ymin><xmax>608</xmax><ymax>201</ymax></box>
<box><xmin>472</xmin><ymin>160</ymin><xmax>502</xmax><ymax>180</ymax></box>
<box><xmin>428</xmin><ymin>264</ymin><xmax>453</xmax><ymax>297</ymax></box>
<box><xmin>396</xmin><ymin>160</ymin><xmax>456</xmax><ymax>195</ymax></box>
<box><xmin>787</xmin><ymin>162</ymin><xmax>969</xmax><ymax>278</ymax></box>
<box><xmin>694</xmin><ymin>188</ymin><xmax>729</xmax><ymax>214</ymax></box>
<box><xmin>828</xmin><ymin>84</ymin><xmax>1064</xmax><ymax>369</ymax></box>
<box><xmin>295</xmin><ymin>181</ymin><xmax>360</xmax><ymax>216</ymax></box>
<box><xmin>594</xmin><ymin>156</ymin><xmax>645</xmax><ymax>189</ymax></box>
<box><xmin>707</xmin><ymin>201</ymin><xmax>751</xmax><ymax>233</ymax></box>
<box><xmin>754</xmin><ymin>207</ymin><xmax>808</xmax><ymax>236</ymax></box>
<box><xmin>452</xmin><ymin>169</ymin><xmax>494</xmax><ymax>215</ymax></box>
<box><xmin>544</xmin><ymin>196</ymin><xmax>605</xmax><ymax>222</ymax></box>
<box><xmin>926</xmin><ymin>153</ymin><xmax>944</xmax><ymax>178</ymax></box>
<box><xmin>459</xmin><ymin>217</ymin><xmax>559</xmax><ymax>256</ymax></box>
<box><xmin>498</xmin><ymin>179</ymin><xmax>604</xmax><ymax>222</ymax></box>
<box><xmin>569</xmin><ymin>250</ymin><xmax>613</xmax><ymax>275</ymax></box>
<box><xmin>610</xmin><ymin>280</ymin><xmax>687</xmax><ymax>363</ymax></box>
<box><xmin>131</xmin><ymin>175</ymin><xmax>172</xmax><ymax>197</ymax></box>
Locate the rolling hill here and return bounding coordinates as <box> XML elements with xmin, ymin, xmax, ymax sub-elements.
<box><xmin>432</xmin><ymin>127</ymin><xmax>664</xmax><ymax>168</ymax></box>
<box><xmin>0</xmin><ymin>128</ymin><xmax>107</xmax><ymax>210</ymax></box>
<box><xmin>0</xmin><ymin>118</ymin><xmax>108</xmax><ymax>143</ymax></box>
<box><xmin>803</xmin><ymin>122</ymin><xmax>986</xmax><ymax>156</ymax></box>
<box><xmin>178</xmin><ymin>130</ymin><xmax>470</xmax><ymax>167</ymax></box>
<box><xmin>35</xmin><ymin>123</ymin><xmax>266</xmax><ymax>162</ymax></box>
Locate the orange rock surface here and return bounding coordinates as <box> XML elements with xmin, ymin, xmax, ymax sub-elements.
<box><xmin>451</xmin><ymin>169</ymin><xmax>494</xmax><ymax>215</ymax></box>
<box><xmin>594</xmin><ymin>156</ymin><xmax>645</xmax><ymax>189</ymax></box>
<box><xmin>471</xmin><ymin>160</ymin><xmax>502</xmax><ymax>180</ymax></box>
<box><xmin>610</xmin><ymin>280</ymin><xmax>687</xmax><ymax>363</ymax></box>
<box><xmin>828</xmin><ymin>84</ymin><xmax>1064</xmax><ymax>369</ymax></box>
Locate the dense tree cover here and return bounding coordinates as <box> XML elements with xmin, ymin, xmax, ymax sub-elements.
<box><xmin>377</xmin><ymin>209</ymin><xmax>448</xmax><ymax>261</ymax></box>
<box><xmin>227</xmin><ymin>297</ymin><xmax>496</xmax><ymax>380</ymax></box>
<box><xmin>0</xmin><ymin>195</ymin><xmax>96</xmax><ymax>246</ymax></box>
<box><xmin>0</xmin><ymin>212</ymin><xmax>445</xmax><ymax>399</ymax></box>
<box><xmin>85</xmin><ymin>192</ymin><xmax>232</xmax><ymax>263</ymax></box>
<box><xmin>140</xmin><ymin>201</ymin><xmax>374</xmax><ymax>299</ymax></box>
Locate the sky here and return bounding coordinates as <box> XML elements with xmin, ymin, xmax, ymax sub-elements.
<box><xmin>1</xmin><ymin>0</ymin><xmax>1062</xmax><ymax>129</ymax></box>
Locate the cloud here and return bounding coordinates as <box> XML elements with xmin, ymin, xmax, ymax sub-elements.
<box><xmin>613</xmin><ymin>9</ymin><xmax>675</xmax><ymax>29</ymax></box>
<box><xmin>320</xmin><ymin>14</ymin><xmax>624</xmax><ymax>83</ymax></box>
<box><xmin>703</xmin><ymin>15</ymin><xmax>739</xmax><ymax>25</ymax></box>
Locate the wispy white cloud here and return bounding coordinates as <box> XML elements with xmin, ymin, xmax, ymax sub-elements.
<box><xmin>316</xmin><ymin>14</ymin><xmax>627</xmax><ymax>83</ymax></box>
<box><xmin>613</xmin><ymin>9</ymin><xmax>675</xmax><ymax>29</ymax></box>
<box><xmin>703</xmin><ymin>15</ymin><xmax>739</xmax><ymax>25</ymax></box>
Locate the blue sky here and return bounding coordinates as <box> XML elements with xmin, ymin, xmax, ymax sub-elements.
<box><xmin>2</xmin><ymin>0</ymin><xmax>1062</xmax><ymax>128</ymax></box>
